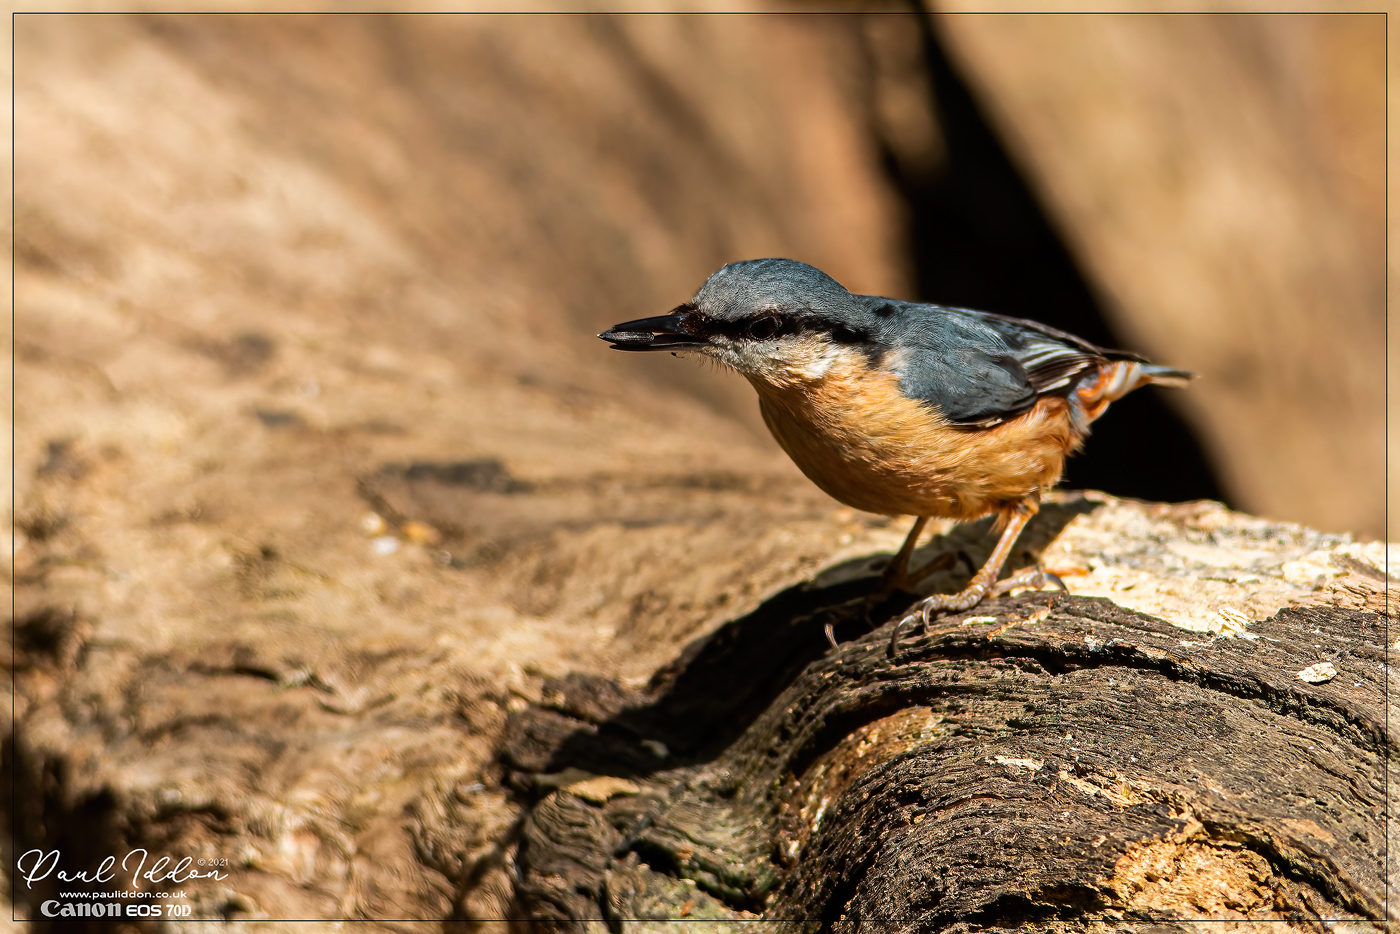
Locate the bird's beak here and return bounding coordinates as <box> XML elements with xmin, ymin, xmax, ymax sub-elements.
<box><xmin>598</xmin><ymin>312</ymin><xmax>707</xmax><ymax>352</ymax></box>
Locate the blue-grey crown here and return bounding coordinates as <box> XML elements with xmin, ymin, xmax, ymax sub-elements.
<box><xmin>692</xmin><ymin>259</ymin><xmax>856</xmax><ymax>322</ymax></box>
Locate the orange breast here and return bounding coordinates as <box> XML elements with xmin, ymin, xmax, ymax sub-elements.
<box><xmin>751</xmin><ymin>353</ymin><xmax>1081</xmax><ymax>521</ymax></box>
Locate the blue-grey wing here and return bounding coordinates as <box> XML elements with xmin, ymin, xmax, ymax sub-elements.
<box><xmin>861</xmin><ymin>299</ymin><xmax>1118</xmax><ymax>427</ymax></box>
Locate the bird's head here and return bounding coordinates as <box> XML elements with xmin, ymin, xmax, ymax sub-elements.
<box><xmin>599</xmin><ymin>259</ymin><xmax>875</xmax><ymax>385</ymax></box>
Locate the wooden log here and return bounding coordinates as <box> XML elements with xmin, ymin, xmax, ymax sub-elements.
<box><xmin>502</xmin><ymin>496</ymin><xmax>1390</xmax><ymax>929</ymax></box>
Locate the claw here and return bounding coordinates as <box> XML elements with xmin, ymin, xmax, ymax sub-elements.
<box><xmin>885</xmin><ymin>596</ymin><xmax>937</xmax><ymax>658</ymax></box>
<box><xmin>886</xmin><ymin>614</ymin><xmax>910</xmax><ymax>659</ymax></box>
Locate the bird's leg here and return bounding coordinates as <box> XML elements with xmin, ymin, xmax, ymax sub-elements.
<box><xmin>823</xmin><ymin>512</ymin><xmax>991</xmax><ymax>649</ymax></box>
<box><xmin>825</xmin><ymin>516</ymin><xmax>932</xmax><ymax>652</ymax></box>
<box><xmin>878</xmin><ymin>516</ymin><xmax>929</xmax><ymax>592</ymax></box>
<box><xmin>887</xmin><ymin>501</ymin><xmax>1039</xmax><ymax>656</ymax></box>
<box><xmin>989</xmin><ymin>565</ymin><xmax>1068</xmax><ymax>598</ymax></box>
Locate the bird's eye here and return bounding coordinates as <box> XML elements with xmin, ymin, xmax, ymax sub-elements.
<box><xmin>747</xmin><ymin>315</ymin><xmax>782</xmax><ymax>340</ymax></box>
<box><xmin>831</xmin><ymin>325</ymin><xmax>864</xmax><ymax>344</ymax></box>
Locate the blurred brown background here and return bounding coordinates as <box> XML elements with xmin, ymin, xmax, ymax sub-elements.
<box><xmin>930</xmin><ymin>11</ymin><xmax>1386</xmax><ymax>542</ymax></box>
<box><xmin>4</xmin><ymin>11</ymin><xmax>1386</xmax><ymax>925</ymax></box>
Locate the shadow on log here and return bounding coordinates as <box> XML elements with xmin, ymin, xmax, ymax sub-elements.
<box><xmin>500</xmin><ymin>496</ymin><xmax>1388</xmax><ymax>930</ymax></box>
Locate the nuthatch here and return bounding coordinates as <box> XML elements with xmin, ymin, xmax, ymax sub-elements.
<box><xmin>600</xmin><ymin>259</ymin><xmax>1192</xmax><ymax>653</ymax></box>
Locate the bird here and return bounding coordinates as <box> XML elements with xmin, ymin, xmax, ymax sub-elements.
<box><xmin>599</xmin><ymin>259</ymin><xmax>1193</xmax><ymax>654</ymax></box>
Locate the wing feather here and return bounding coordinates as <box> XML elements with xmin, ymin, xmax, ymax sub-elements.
<box><xmin>870</xmin><ymin>301</ymin><xmax>1118</xmax><ymax>427</ymax></box>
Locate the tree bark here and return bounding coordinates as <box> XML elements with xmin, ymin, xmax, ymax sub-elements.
<box><xmin>502</xmin><ymin>498</ymin><xmax>1390</xmax><ymax>930</ymax></box>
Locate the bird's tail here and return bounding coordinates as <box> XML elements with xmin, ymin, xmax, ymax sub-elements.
<box><xmin>1095</xmin><ymin>361</ymin><xmax>1195</xmax><ymax>403</ymax></box>
<box><xmin>1075</xmin><ymin>360</ymin><xmax>1195</xmax><ymax>426</ymax></box>
<box><xmin>1137</xmin><ymin>363</ymin><xmax>1195</xmax><ymax>389</ymax></box>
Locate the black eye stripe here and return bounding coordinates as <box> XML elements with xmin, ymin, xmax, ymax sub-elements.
<box><xmin>697</xmin><ymin>311</ymin><xmax>867</xmax><ymax>343</ymax></box>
